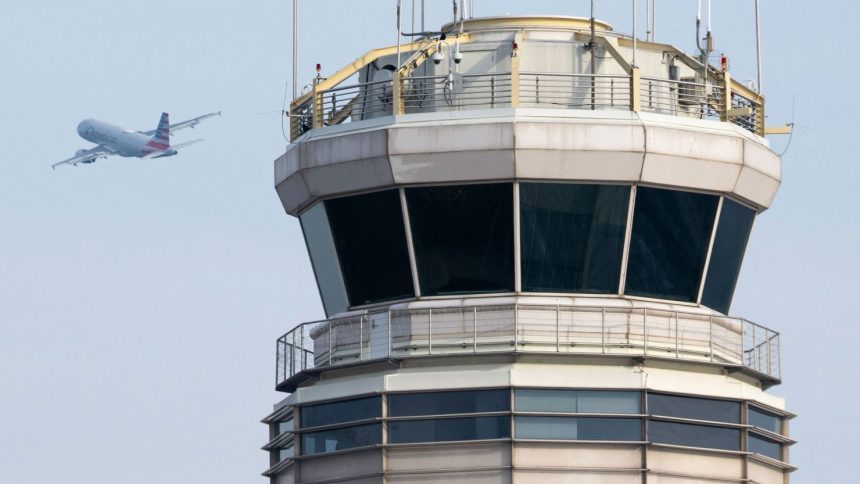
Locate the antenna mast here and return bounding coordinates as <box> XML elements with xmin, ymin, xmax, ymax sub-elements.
<box><xmin>292</xmin><ymin>0</ymin><xmax>298</xmax><ymax>99</ymax></box>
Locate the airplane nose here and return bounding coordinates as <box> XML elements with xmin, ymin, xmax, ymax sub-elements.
<box><xmin>76</xmin><ymin>120</ymin><xmax>89</xmax><ymax>137</ymax></box>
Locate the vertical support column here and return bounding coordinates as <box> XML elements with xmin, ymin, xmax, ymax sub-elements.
<box><xmin>721</xmin><ymin>72</ymin><xmax>732</xmax><ymax>122</ymax></box>
<box><xmin>392</xmin><ymin>71</ymin><xmax>405</xmax><ymax>116</ymax></box>
<box><xmin>388</xmin><ymin>309</ymin><xmax>393</xmax><ymax>358</ymax></box>
<box><xmin>510</xmin><ymin>31</ymin><xmax>523</xmax><ymax>108</ymax></box>
<box><xmin>312</xmin><ymin>85</ymin><xmax>324</xmax><ymax>129</ymax></box>
<box><xmin>513</xmin><ymin>182</ymin><xmax>522</xmax><ymax>293</ymax></box>
<box><xmin>630</xmin><ymin>67</ymin><xmax>642</xmax><ymax>112</ymax></box>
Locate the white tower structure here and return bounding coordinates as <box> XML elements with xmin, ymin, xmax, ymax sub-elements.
<box><xmin>263</xmin><ymin>11</ymin><xmax>794</xmax><ymax>484</ymax></box>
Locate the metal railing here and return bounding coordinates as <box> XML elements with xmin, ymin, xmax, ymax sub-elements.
<box><xmin>403</xmin><ymin>73</ymin><xmax>513</xmax><ymax>111</ymax></box>
<box><xmin>520</xmin><ymin>73</ymin><xmax>631</xmax><ymax>110</ymax></box>
<box><xmin>276</xmin><ymin>304</ymin><xmax>781</xmax><ymax>387</ymax></box>
<box><xmin>292</xmin><ymin>71</ymin><xmax>763</xmax><ymax>140</ymax></box>
<box><xmin>640</xmin><ymin>77</ymin><xmax>724</xmax><ymax>120</ymax></box>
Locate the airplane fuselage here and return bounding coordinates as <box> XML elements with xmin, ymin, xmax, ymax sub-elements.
<box><xmin>77</xmin><ymin>119</ymin><xmax>177</xmax><ymax>158</ymax></box>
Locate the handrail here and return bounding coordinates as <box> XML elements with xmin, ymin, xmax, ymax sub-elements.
<box><xmin>289</xmin><ymin>34</ymin><xmax>766</xmax><ymax>140</ymax></box>
<box><xmin>275</xmin><ymin>303</ymin><xmax>781</xmax><ymax>388</ymax></box>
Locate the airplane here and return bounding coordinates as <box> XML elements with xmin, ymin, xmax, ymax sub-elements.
<box><xmin>51</xmin><ymin>111</ymin><xmax>220</xmax><ymax>169</ymax></box>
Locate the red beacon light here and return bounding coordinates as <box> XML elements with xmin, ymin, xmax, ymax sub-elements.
<box><xmin>720</xmin><ymin>54</ymin><xmax>729</xmax><ymax>72</ymax></box>
<box><xmin>512</xmin><ymin>41</ymin><xmax>519</xmax><ymax>57</ymax></box>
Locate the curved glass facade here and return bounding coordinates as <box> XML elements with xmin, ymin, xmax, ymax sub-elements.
<box><xmin>625</xmin><ymin>187</ymin><xmax>719</xmax><ymax>302</ymax></box>
<box><xmin>302</xmin><ymin>183</ymin><xmax>756</xmax><ymax>315</ymax></box>
<box><xmin>325</xmin><ymin>189</ymin><xmax>414</xmax><ymax>306</ymax></box>
<box><xmin>520</xmin><ymin>183</ymin><xmax>629</xmax><ymax>294</ymax></box>
<box><xmin>406</xmin><ymin>183</ymin><xmax>515</xmax><ymax>296</ymax></box>
<box><xmin>270</xmin><ymin>389</ymin><xmax>788</xmax><ymax>460</ymax></box>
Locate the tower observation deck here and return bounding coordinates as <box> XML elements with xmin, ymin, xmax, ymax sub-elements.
<box><xmin>263</xmin><ymin>10</ymin><xmax>794</xmax><ymax>484</ymax></box>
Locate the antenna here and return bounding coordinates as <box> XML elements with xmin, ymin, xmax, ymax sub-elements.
<box><xmin>632</xmin><ymin>0</ymin><xmax>637</xmax><ymax>67</ymax></box>
<box><xmin>755</xmin><ymin>0</ymin><xmax>763</xmax><ymax>92</ymax></box>
<box><xmin>292</xmin><ymin>0</ymin><xmax>298</xmax><ymax>100</ymax></box>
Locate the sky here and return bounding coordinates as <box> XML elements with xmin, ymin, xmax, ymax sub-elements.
<box><xmin>0</xmin><ymin>1</ymin><xmax>855</xmax><ymax>482</ymax></box>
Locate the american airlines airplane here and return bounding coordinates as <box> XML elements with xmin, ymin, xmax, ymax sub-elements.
<box><xmin>51</xmin><ymin>111</ymin><xmax>220</xmax><ymax>169</ymax></box>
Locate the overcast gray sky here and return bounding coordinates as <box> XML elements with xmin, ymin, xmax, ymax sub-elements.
<box><xmin>0</xmin><ymin>1</ymin><xmax>854</xmax><ymax>482</ymax></box>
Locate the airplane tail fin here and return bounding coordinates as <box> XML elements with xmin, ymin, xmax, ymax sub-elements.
<box><xmin>147</xmin><ymin>112</ymin><xmax>170</xmax><ymax>150</ymax></box>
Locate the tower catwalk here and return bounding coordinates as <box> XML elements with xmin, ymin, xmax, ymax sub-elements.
<box><xmin>262</xmin><ymin>14</ymin><xmax>794</xmax><ymax>484</ymax></box>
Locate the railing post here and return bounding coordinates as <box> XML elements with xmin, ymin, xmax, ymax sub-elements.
<box><xmin>510</xmin><ymin>32</ymin><xmax>522</xmax><ymax>108</ymax></box>
<box><xmin>643</xmin><ymin>308</ymin><xmax>648</xmax><ymax>356</ymax></box>
<box><xmin>514</xmin><ymin>303</ymin><xmax>519</xmax><ymax>349</ymax></box>
<box><xmin>473</xmin><ymin>306</ymin><xmax>478</xmax><ymax>353</ymax></box>
<box><xmin>556</xmin><ymin>305</ymin><xmax>560</xmax><ymax>353</ymax></box>
<box><xmin>630</xmin><ymin>67</ymin><xmax>641</xmax><ymax>112</ymax></box>
<box><xmin>674</xmin><ymin>312</ymin><xmax>679</xmax><ymax>358</ymax></box>
<box><xmin>328</xmin><ymin>320</ymin><xmax>333</xmax><ymax>366</ymax></box>
<box><xmin>767</xmin><ymin>331</ymin><xmax>773</xmax><ymax>376</ymax></box>
<box><xmin>601</xmin><ymin>307</ymin><xmax>606</xmax><ymax>354</ymax></box>
<box><xmin>359</xmin><ymin>314</ymin><xmax>364</xmax><ymax>361</ymax></box>
<box><xmin>709</xmin><ymin>315</ymin><xmax>715</xmax><ymax>362</ymax></box>
<box><xmin>388</xmin><ymin>309</ymin><xmax>392</xmax><ymax>358</ymax></box>
<box><xmin>490</xmin><ymin>77</ymin><xmax>496</xmax><ymax>107</ymax></box>
<box><xmin>720</xmin><ymin>72</ymin><xmax>732</xmax><ymax>122</ymax></box>
<box><xmin>301</xmin><ymin>326</ymin><xmax>307</xmax><ymax>370</ymax></box>
<box><xmin>290</xmin><ymin>329</ymin><xmax>296</xmax><ymax>376</ymax></box>
<box><xmin>312</xmin><ymin>85</ymin><xmax>324</xmax><ymax>129</ymax></box>
<box><xmin>392</xmin><ymin>71</ymin><xmax>404</xmax><ymax>115</ymax></box>
<box><xmin>428</xmin><ymin>308</ymin><xmax>433</xmax><ymax>355</ymax></box>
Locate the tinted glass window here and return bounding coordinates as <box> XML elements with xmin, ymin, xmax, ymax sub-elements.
<box><xmin>649</xmin><ymin>420</ymin><xmax>740</xmax><ymax>451</ymax></box>
<box><xmin>325</xmin><ymin>190</ymin><xmax>415</xmax><ymax>306</ymax></box>
<box><xmin>701</xmin><ymin>198</ymin><xmax>756</xmax><ymax>314</ymax></box>
<box><xmin>300</xmin><ymin>396</ymin><xmax>381</xmax><ymax>428</ymax></box>
<box><xmin>625</xmin><ymin>187</ymin><xmax>718</xmax><ymax>302</ymax></box>
<box><xmin>300</xmin><ymin>204</ymin><xmax>349</xmax><ymax>316</ymax></box>
<box><xmin>406</xmin><ymin>184</ymin><xmax>514</xmax><ymax>295</ymax></box>
<box><xmin>749</xmin><ymin>434</ymin><xmax>782</xmax><ymax>460</ymax></box>
<box><xmin>388</xmin><ymin>416</ymin><xmax>510</xmax><ymax>443</ymax></box>
<box><xmin>278</xmin><ymin>418</ymin><xmax>294</xmax><ymax>434</ymax></box>
<box><xmin>516</xmin><ymin>416</ymin><xmax>641</xmax><ymax>441</ymax></box>
<box><xmin>389</xmin><ymin>389</ymin><xmax>510</xmax><ymax>417</ymax></box>
<box><xmin>749</xmin><ymin>407</ymin><xmax>782</xmax><ymax>434</ymax></box>
<box><xmin>301</xmin><ymin>423</ymin><xmax>382</xmax><ymax>455</ymax></box>
<box><xmin>515</xmin><ymin>390</ymin><xmax>641</xmax><ymax>414</ymax></box>
<box><xmin>648</xmin><ymin>393</ymin><xmax>740</xmax><ymax>424</ymax></box>
<box><xmin>520</xmin><ymin>183</ymin><xmax>629</xmax><ymax>294</ymax></box>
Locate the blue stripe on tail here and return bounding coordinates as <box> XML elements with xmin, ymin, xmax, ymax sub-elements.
<box><xmin>153</xmin><ymin>112</ymin><xmax>170</xmax><ymax>144</ymax></box>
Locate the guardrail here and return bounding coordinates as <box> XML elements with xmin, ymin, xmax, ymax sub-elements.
<box><xmin>276</xmin><ymin>304</ymin><xmax>781</xmax><ymax>387</ymax></box>
<box><xmin>292</xmin><ymin>70</ymin><xmax>762</xmax><ymax>140</ymax></box>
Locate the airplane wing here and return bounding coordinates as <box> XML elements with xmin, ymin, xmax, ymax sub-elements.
<box><xmin>51</xmin><ymin>146</ymin><xmax>115</xmax><ymax>170</ymax></box>
<box><xmin>141</xmin><ymin>111</ymin><xmax>221</xmax><ymax>136</ymax></box>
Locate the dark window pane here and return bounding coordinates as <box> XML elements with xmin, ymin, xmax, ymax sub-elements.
<box><xmin>625</xmin><ymin>187</ymin><xmax>719</xmax><ymax>302</ymax></box>
<box><xmin>388</xmin><ymin>416</ymin><xmax>510</xmax><ymax>443</ymax></box>
<box><xmin>649</xmin><ymin>420</ymin><xmax>740</xmax><ymax>451</ymax></box>
<box><xmin>701</xmin><ymin>198</ymin><xmax>756</xmax><ymax>314</ymax></box>
<box><xmin>520</xmin><ymin>183</ymin><xmax>629</xmax><ymax>294</ymax></box>
<box><xmin>300</xmin><ymin>396</ymin><xmax>381</xmax><ymax>428</ymax></box>
<box><xmin>748</xmin><ymin>407</ymin><xmax>782</xmax><ymax>434</ymax></box>
<box><xmin>648</xmin><ymin>393</ymin><xmax>740</xmax><ymax>424</ymax></box>
<box><xmin>389</xmin><ymin>389</ymin><xmax>510</xmax><ymax>417</ymax></box>
<box><xmin>300</xmin><ymin>204</ymin><xmax>349</xmax><ymax>316</ymax></box>
<box><xmin>301</xmin><ymin>423</ymin><xmax>382</xmax><ymax>455</ymax></box>
<box><xmin>406</xmin><ymin>184</ymin><xmax>514</xmax><ymax>295</ymax></box>
<box><xmin>515</xmin><ymin>389</ymin><xmax>641</xmax><ymax>414</ymax></box>
<box><xmin>749</xmin><ymin>434</ymin><xmax>782</xmax><ymax>460</ymax></box>
<box><xmin>325</xmin><ymin>190</ymin><xmax>414</xmax><ymax>306</ymax></box>
<box><xmin>516</xmin><ymin>416</ymin><xmax>642</xmax><ymax>441</ymax></box>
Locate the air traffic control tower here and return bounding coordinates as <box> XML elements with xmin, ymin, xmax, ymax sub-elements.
<box><xmin>262</xmin><ymin>9</ymin><xmax>794</xmax><ymax>484</ymax></box>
